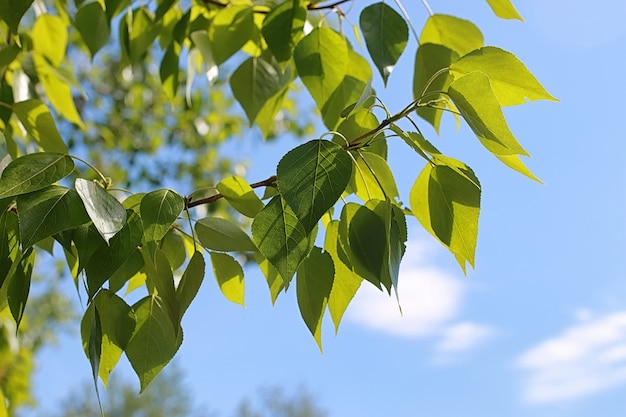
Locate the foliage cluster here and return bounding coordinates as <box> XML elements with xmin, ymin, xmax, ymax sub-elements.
<box><xmin>0</xmin><ymin>0</ymin><xmax>555</xmax><ymax>407</ymax></box>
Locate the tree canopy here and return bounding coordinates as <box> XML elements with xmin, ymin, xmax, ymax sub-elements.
<box><xmin>0</xmin><ymin>0</ymin><xmax>555</xmax><ymax>408</ymax></box>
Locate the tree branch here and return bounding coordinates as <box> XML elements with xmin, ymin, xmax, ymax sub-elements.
<box><xmin>186</xmin><ymin>175</ymin><xmax>277</xmax><ymax>209</ymax></box>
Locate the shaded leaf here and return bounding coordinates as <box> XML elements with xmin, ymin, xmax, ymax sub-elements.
<box><xmin>189</xmin><ymin>31</ymin><xmax>218</xmax><ymax>85</ymax></box>
<box><xmin>261</xmin><ymin>0</ymin><xmax>306</xmax><ymax>62</ymax></box>
<box><xmin>0</xmin><ymin>211</ymin><xmax>19</xmax><ymax>288</ymax></box>
<box><xmin>296</xmin><ymin>247</ymin><xmax>334</xmax><ymax>350</ymax></box>
<box><xmin>160</xmin><ymin>42</ymin><xmax>181</xmax><ymax>102</ymax></box>
<box><xmin>0</xmin><ymin>153</ymin><xmax>74</xmax><ymax>199</ymax></box>
<box><xmin>12</xmin><ymin>100</ymin><xmax>68</xmax><ymax>153</ymax></box>
<box><xmin>216</xmin><ymin>175</ymin><xmax>264</xmax><ymax>218</ymax></box>
<box><xmin>141</xmin><ymin>248</ymin><xmax>179</xmax><ymax>330</ymax></box>
<box><xmin>360</xmin><ymin>2</ymin><xmax>408</xmax><ymax>85</ymax></box>
<box><xmin>0</xmin><ymin>0</ymin><xmax>34</xmax><ymax>34</ymax></box>
<box><xmin>210</xmin><ymin>252</ymin><xmax>245</xmax><ymax>306</ymax></box>
<box><xmin>127</xmin><ymin>7</ymin><xmax>162</xmax><ymax>63</ymax></box>
<box><xmin>8</xmin><ymin>248</ymin><xmax>34</xmax><ymax>330</ymax></box>
<box><xmin>176</xmin><ymin>251</ymin><xmax>205</xmax><ymax>321</ymax></box>
<box><xmin>75</xmin><ymin>178</ymin><xmax>127</xmax><ymax>244</ymax></box>
<box><xmin>140</xmin><ymin>189</ymin><xmax>184</xmax><ymax>243</ymax></box>
<box><xmin>208</xmin><ymin>5</ymin><xmax>254</xmax><ymax>65</ymax></box>
<box><xmin>195</xmin><ymin>217</ymin><xmax>257</xmax><ymax>252</ymax></box>
<box><xmin>76</xmin><ymin>2</ymin><xmax>111</xmax><ymax>59</ymax></box>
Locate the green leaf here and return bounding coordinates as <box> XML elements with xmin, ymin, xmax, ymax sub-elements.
<box><xmin>359</xmin><ymin>2</ymin><xmax>408</xmax><ymax>85</ymax></box>
<box><xmin>230</xmin><ymin>55</ymin><xmax>292</xmax><ymax>126</ymax></box>
<box><xmin>254</xmin><ymin>251</ymin><xmax>284</xmax><ymax>305</ymax></box>
<box><xmin>159</xmin><ymin>229</ymin><xmax>186</xmax><ymax>270</ymax></box>
<box><xmin>324</xmin><ymin>220</ymin><xmax>362</xmax><ymax>333</ymax></box>
<box><xmin>209</xmin><ymin>252</ymin><xmax>245</xmax><ymax>306</ymax></box>
<box><xmin>189</xmin><ymin>31</ymin><xmax>218</xmax><ymax>85</ymax></box>
<box><xmin>140</xmin><ymin>189</ymin><xmax>184</xmax><ymax>243</ymax></box>
<box><xmin>8</xmin><ymin>248</ymin><xmax>34</xmax><ymax>330</ymax></box>
<box><xmin>335</xmin><ymin>108</ymin><xmax>386</xmax><ymax>158</ymax></box>
<box><xmin>160</xmin><ymin>42</ymin><xmax>181</xmax><ymax>102</ymax></box>
<box><xmin>0</xmin><ymin>0</ymin><xmax>34</xmax><ymax>34</ymax></box>
<box><xmin>413</xmin><ymin>43</ymin><xmax>459</xmax><ymax>133</ymax></box>
<box><xmin>420</xmin><ymin>14</ymin><xmax>483</xmax><ymax>55</ymax></box>
<box><xmin>450</xmin><ymin>47</ymin><xmax>557</xmax><ymax>106</ymax></box>
<box><xmin>16</xmin><ymin>186</ymin><xmax>90</xmax><ymax>248</ymax></box>
<box><xmin>0</xmin><ymin>44</ymin><xmax>21</xmax><ymax>73</ymax></box>
<box><xmin>485</xmin><ymin>0</ymin><xmax>523</xmax><ymax>20</ymax></box>
<box><xmin>76</xmin><ymin>2</ymin><xmax>111</xmax><ymax>59</ymax></box>
<box><xmin>12</xmin><ymin>99</ymin><xmax>68</xmax><ymax>153</ymax></box>
<box><xmin>127</xmin><ymin>7</ymin><xmax>162</xmax><ymax>63</ymax></box>
<box><xmin>208</xmin><ymin>5</ymin><xmax>254</xmax><ymax>65</ymax></box>
<box><xmin>410</xmin><ymin>163</ymin><xmax>481</xmax><ymax>269</ymax></box>
<box><xmin>141</xmin><ymin>248</ymin><xmax>179</xmax><ymax>329</ymax></box>
<box><xmin>216</xmin><ymin>175</ymin><xmax>264</xmax><ymax>218</ymax></box>
<box><xmin>176</xmin><ymin>251</ymin><xmax>205</xmax><ymax>321</ymax></box>
<box><xmin>125</xmin><ymin>294</ymin><xmax>181</xmax><ymax>392</ymax></box>
<box><xmin>80</xmin><ymin>289</ymin><xmax>135</xmax><ymax>387</ymax></box>
<box><xmin>277</xmin><ymin>140</ymin><xmax>353</xmax><ymax>232</ymax></box>
<box><xmin>105</xmin><ymin>0</ymin><xmax>131</xmax><ymax>20</ymax></box>
<box><xmin>251</xmin><ymin>196</ymin><xmax>313</xmax><ymax>286</ymax></box>
<box><xmin>195</xmin><ymin>217</ymin><xmax>257</xmax><ymax>252</ymax></box>
<box><xmin>294</xmin><ymin>27</ymin><xmax>349</xmax><ymax>111</ymax></box>
<box><xmin>0</xmin><ymin>211</ymin><xmax>19</xmax><ymax>289</ymax></box>
<box><xmin>261</xmin><ymin>0</ymin><xmax>306</xmax><ymax>62</ymax></box>
<box><xmin>296</xmin><ymin>247</ymin><xmax>334</xmax><ymax>350</ymax></box>
<box><xmin>0</xmin><ymin>153</ymin><xmax>74</xmax><ymax>199</ymax></box>
<box><xmin>32</xmin><ymin>14</ymin><xmax>67</xmax><ymax>66</ymax></box>
<box><xmin>107</xmin><ymin>249</ymin><xmax>145</xmax><ymax>293</ymax></box>
<box><xmin>155</xmin><ymin>0</ymin><xmax>177</xmax><ymax>21</ymax></box>
<box><xmin>350</xmin><ymin>151</ymin><xmax>399</xmax><ymax>202</ymax></box>
<box><xmin>75</xmin><ymin>178</ymin><xmax>127</xmax><ymax>244</ymax></box>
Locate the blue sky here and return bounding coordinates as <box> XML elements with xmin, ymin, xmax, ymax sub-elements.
<box><xmin>27</xmin><ymin>0</ymin><xmax>626</xmax><ymax>416</ymax></box>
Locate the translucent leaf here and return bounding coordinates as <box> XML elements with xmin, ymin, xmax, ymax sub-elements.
<box><xmin>160</xmin><ymin>229</ymin><xmax>186</xmax><ymax>270</ymax></box>
<box><xmin>195</xmin><ymin>217</ymin><xmax>257</xmax><ymax>252</ymax></box>
<box><xmin>216</xmin><ymin>175</ymin><xmax>264</xmax><ymax>218</ymax></box>
<box><xmin>251</xmin><ymin>196</ymin><xmax>312</xmax><ymax>286</ymax></box>
<box><xmin>108</xmin><ymin>249</ymin><xmax>145</xmax><ymax>293</ymax></box>
<box><xmin>359</xmin><ymin>2</ymin><xmax>408</xmax><ymax>85</ymax></box>
<box><xmin>0</xmin><ymin>211</ymin><xmax>19</xmax><ymax>288</ymax></box>
<box><xmin>76</xmin><ymin>2</ymin><xmax>111</xmax><ymax>59</ymax></box>
<box><xmin>296</xmin><ymin>247</ymin><xmax>334</xmax><ymax>351</ymax></box>
<box><xmin>140</xmin><ymin>189</ymin><xmax>184</xmax><ymax>243</ymax></box>
<box><xmin>80</xmin><ymin>290</ymin><xmax>135</xmax><ymax>387</ymax></box>
<box><xmin>230</xmin><ymin>55</ymin><xmax>292</xmax><ymax>126</ymax></box>
<box><xmin>449</xmin><ymin>71</ymin><xmax>528</xmax><ymax>157</ymax></box>
<box><xmin>294</xmin><ymin>27</ymin><xmax>348</xmax><ymax>111</ymax></box>
<box><xmin>32</xmin><ymin>14</ymin><xmax>67</xmax><ymax>66</ymax></box>
<box><xmin>75</xmin><ymin>178</ymin><xmax>127</xmax><ymax>244</ymax></box>
<box><xmin>494</xmin><ymin>154</ymin><xmax>542</xmax><ymax>182</ymax></box>
<box><xmin>410</xmin><ymin>163</ymin><xmax>481</xmax><ymax>269</ymax></box>
<box><xmin>208</xmin><ymin>5</ymin><xmax>254</xmax><ymax>65</ymax></box>
<box><xmin>141</xmin><ymin>248</ymin><xmax>179</xmax><ymax>329</ymax></box>
<box><xmin>0</xmin><ymin>0</ymin><xmax>34</xmax><ymax>34</ymax></box>
<box><xmin>324</xmin><ymin>220</ymin><xmax>362</xmax><ymax>333</ymax></box>
<box><xmin>176</xmin><ymin>251</ymin><xmax>205</xmax><ymax>321</ymax></box>
<box><xmin>420</xmin><ymin>14</ymin><xmax>483</xmax><ymax>55</ymax></box>
<box><xmin>254</xmin><ymin>251</ymin><xmax>284</xmax><ymax>305</ymax></box>
<box><xmin>12</xmin><ymin>99</ymin><xmax>68</xmax><ymax>153</ymax></box>
<box><xmin>350</xmin><ymin>151</ymin><xmax>399</xmax><ymax>202</ymax></box>
<box><xmin>16</xmin><ymin>186</ymin><xmax>90</xmax><ymax>248</ymax></box>
<box><xmin>413</xmin><ymin>44</ymin><xmax>459</xmax><ymax>133</ymax></box>
<box><xmin>450</xmin><ymin>47</ymin><xmax>557</xmax><ymax>106</ymax></box>
<box><xmin>8</xmin><ymin>248</ymin><xmax>34</xmax><ymax>330</ymax></box>
<box><xmin>0</xmin><ymin>152</ymin><xmax>74</xmax><ymax>199</ymax></box>
<box><xmin>209</xmin><ymin>252</ymin><xmax>245</xmax><ymax>306</ymax></box>
<box><xmin>261</xmin><ymin>0</ymin><xmax>306</xmax><ymax>62</ymax></box>
<box><xmin>277</xmin><ymin>140</ymin><xmax>353</xmax><ymax>233</ymax></box>
<box><xmin>335</xmin><ymin>109</ymin><xmax>386</xmax><ymax>158</ymax></box>
<box><xmin>189</xmin><ymin>31</ymin><xmax>218</xmax><ymax>85</ymax></box>
<box><xmin>125</xmin><ymin>294</ymin><xmax>181</xmax><ymax>392</ymax></box>
<box><xmin>127</xmin><ymin>7</ymin><xmax>162</xmax><ymax>63</ymax></box>
<box><xmin>485</xmin><ymin>0</ymin><xmax>523</xmax><ymax>20</ymax></box>
<box><xmin>159</xmin><ymin>42</ymin><xmax>180</xmax><ymax>102</ymax></box>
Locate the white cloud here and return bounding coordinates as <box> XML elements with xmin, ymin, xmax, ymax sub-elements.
<box><xmin>345</xmin><ymin>238</ymin><xmax>493</xmax><ymax>355</ymax></box>
<box><xmin>517</xmin><ymin>311</ymin><xmax>626</xmax><ymax>404</ymax></box>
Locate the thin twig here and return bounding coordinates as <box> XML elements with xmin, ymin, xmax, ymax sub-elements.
<box><xmin>186</xmin><ymin>175</ymin><xmax>277</xmax><ymax>208</ymax></box>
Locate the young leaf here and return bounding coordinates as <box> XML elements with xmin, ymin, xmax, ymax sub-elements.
<box><xmin>450</xmin><ymin>47</ymin><xmax>557</xmax><ymax>106</ymax></box>
<box><xmin>277</xmin><ymin>140</ymin><xmax>353</xmax><ymax>232</ymax></box>
<box><xmin>8</xmin><ymin>248</ymin><xmax>34</xmax><ymax>330</ymax></box>
<box><xmin>420</xmin><ymin>14</ymin><xmax>483</xmax><ymax>55</ymax></box>
<box><xmin>75</xmin><ymin>178</ymin><xmax>127</xmax><ymax>244</ymax></box>
<box><xmin>296</xmin><ymin>247</ymin><xmax>334</xmax><ymax>350</ymax></box>
<box><xmin>208</xmin><ymin>5</ymin><xmax>255</xmax><ymax>65</ymax></box>
<box><xmin>125</xmin><ymin>294</ymin><xmax>181</xmax><ymax>392</ymax></box>
<box><xmin>16</xmin><ymin>186</ymin><xmax>90</xmax><ymax>248</ymax></box>
<box><xmin>176</xmin><ymin>251</ymin><xmax>205</xmax><ymax>321</ymax></box>
<box><xmin>261</xmin><ymin>0</ymin><xmax>306</xmax><ymax>62</ymax></box>
<box><xmin>0</xmin><ymin>153</ymin><xmax>74</xmax><ymax>199</ymax></box>
<box><xmin>75</xmin><ymin>2</ymin><xmax>111</xmax><ymax>59</ymax></box>
<box><xmin>485</xmin><ymin>0</ymin><xmax>523</xmax><ymax>20</ymax></box>
<box><xmin>216</xmin><ymin>175</ymin><xmax>264</xmax><ymax>218</ymax></box>
<box><xmin>410</xmin><ymin>163</ymin><xmax>481</xmax><ymax>269</ymax></box>
<box><xmin>359</xmin><ymin>2</ymin><xmax>408</xmax><ymax>85</ymax></box>
<box><xmin>350</xmin><ymin>151</ymin><xmax>399</xmax><ymax>202</ymax></box>
<box><xmin>254</xmin><ymin>251</ymin><xmax>284</xmax><ymax>305</ymax></box>
<box><xmin>32</xmin><ymin>14</ymin><xmax>67</xmax><ymax>66</ymax></box>
<box><xmin>294</xmin><ymin>27</ymin><xmax>349</xmax><ymax>111</ymax></box>
<box><xmin>127</xmin><ymin>7</ymin><xmax>162</xmax><ymax>63</ymax></box>
<box><xmin>140</xmin><ymin>189</ymin><xmax>184</xmax><ymax>243</ymax></box>
<box><xmin>12</xmin><ymin>100</ymin><xmax>68</xmax><ymax>153</ymax></box>
<box><xmin>0</xmin><ymin>0</ymin><xmax>34</xmax><ymax>34</ymax></box>
<box><xmin>251</xmin><ymin>196</ymin><xmax>313</xmax><ymax>286</ymax></box>
<box><xmin>209</xmin><ymin>252</ymin><xmax>245</xmax><ymax>306</ymax></box>
<box><xmin>195</xmin><ymin>217</ymin><xmax>257</xmax><ymax>252</ymax></box>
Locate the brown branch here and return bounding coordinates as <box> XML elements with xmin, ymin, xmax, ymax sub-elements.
<box><xmin>186</xmin><ymin>175</ymin><xmax>277</xmax><ymax>209</ymax></box>
<box><xmin>308</xmin><ymin>0</ymin><xmax>353</xmax><ymax>11</ymax></box>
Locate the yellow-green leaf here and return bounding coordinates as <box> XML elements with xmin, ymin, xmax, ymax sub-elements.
<box><xmin>32</xmin><ymin>14</ymin><xmax>67</xmax><ymax>66</ymax></box>
<box><xmin>485</xmin><ymin>0</ymin><xmax>523</xmax><ymax>20</ymax></box>
<box><xmin>216</xmin><ymin>175</ymin><xmax>264</xmax><ymax>218</ymax></box>
<box><xmin>12</xmin><ymin>99</ymin><xmax>68</xmax><ymax>153</ymax></box>
<box><xmin>210</xmin><ymin>252</ymin><xmax>245</xmax><ymax>306</ymax></box>
<box><xmin>420</xmin><ymin>14</ymin><xmax>483</xmax><ymax>56</ymax></box>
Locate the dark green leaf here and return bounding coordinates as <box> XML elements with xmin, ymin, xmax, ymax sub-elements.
<box><xmin>16</xmin><ymin>186</ymin><xmax>90</xmax><ymax>249</ymax></box>
<box><xmin>141</xmin><ymin>248</ymin><xmax>179</xmax><ymax>330</ymax></box>
<box><xmin>87</xmin><ymin>306</ymin><xmax>102</xmax><ymax>399</ymax></box>
<box><xmin>277</xmin><ymin>140</ymin><xmax>353</xmax><ymax>232</ymax></box>
<box><xmin>360</xmin><ymin>2</ymin><xmax>408</xmax><ymax>85</ymax></box>
<box><xmin>107</xmin><ymin>248</ymin><xmax>145</xmax><ymax>293</ymax></box>
<box><xmin>0</xmin><ymin>44</ymin><xmax>21</xmax><ymax>73</ymax></box>
<box><xmin>176</xmin><ymin>251</ymin><xmax>205</xmax><ymax>321</ymax></box>
<box><xmin>75</xmin><ymin>178</ymin><xmax>127</xmax><ymax>244</ymax></box>
<box><xmin>0</xmin><ymin>211</ymin><xmax>19</xmax><ymax>288</ymax></box>
<box><xmin>195</xmin><ymin>217</ymin><xmax>257</xmax><ymax>252</ymax></box>
<box><xmin>140</xmin><ymin>189</ymin><xmax>184</xmax><ymax>243</ymax></box>
<box><xmin>155</xmin><ymin>0</ymin><xmax>177</xmax><ymax>21</ymax></box>
<box><xmin>208</xmin><ymin>5</ymin><xmax>254</xmax><ymax>65</ymax></box>
<box><xmin>0</xmin><ymin>153</ymin><xmax>74</xmax><ymax>199</ymax></box>
<box><xmin>261</xmin><ymin>0</ymin><xmax>306</xmax><ymax>62</ymax></box>
<box><xmin>0</xmin><ymin>0</ymin><xmax>34</xmax><ymax>34</ymax></box>
<box><xmin>8</xmin><ymin>248</ymin><xmax>34</xmax><ymax>330</ymax></box>
<box><xmin>160</xmin><ymin>42</ymin><xmax>180</xmax><ymax>102</ymax></box>
<box><xmin>296</xmin><ymin>247</ymin><xmax>334</xmax><ymax>350</ymax></box>
<box><xmin>209</xmin><ymin>252</ymin><xmax>245</xmax><ymax>306</ymax></box>
<box><xmin>76</xmin><ymin>2</ymin><xmax>111</xmax><ymax>59</ymax></box>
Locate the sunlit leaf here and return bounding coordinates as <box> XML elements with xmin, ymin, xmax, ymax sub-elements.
<box><xmin>0</xmin><ymin>153</ymin><xmax>74</xmax><ymax>199</ymax></box>
<box><xmin>76</xmin><ymin>2</ymin><xmax>111</xmax><ymax>59</ymax></box>
<box><xmin>254</xmin><ymin>251</ymin><xmax>284</xmax><ymax>304</ymax></box>
<box><xmin>127</xmin><ymin>7</ymin><xmax>162</xmax><ymax>63</ymax></box>
<box><xmin>350</xmin><ymin>151</ymin><xmax>399</xmax><ymax>202</ymax></box>
<box><xmin>208</xmin><ymin>5</ymin><xmax>254</xmax><ymax>65</ymax></box>
<box><xmin>75</xmin><ymin>178</ymin><xmax>127</xmax><ymax>244</ymax></box>
<box><xmin>262</xmin><ymin>0</ymin><xmax>306</xmax><ymax>62</ymax></box>
<box><xmin>189</xmin><ymin>30</ymin><xmax>218</xmax><ymax>85</ymax></box>
<box><xmin>420</xmin><ymin>14</ymin><xmax>483</xmax><ymax>55</ymax></box>
<box><xmin>216</xmin><ymin>175</ymin><xmax>264</xmax><ymax>218</ymax></box>
<box><xmin>12</xmin><ymin>99</ymin><xmax>68</xmax><ymax>153</ymax></box>
<box><xmin>160</xmin><ymin>42</ymin><xmax>181</xmax><ymax>102</ymax></box>
<box><xmin>32</xmin><ymin>14</ymin><xmax>67</xmax><ymax>66</ymax></box>
<box><xmin>485</xmin><ymin>0</ymin><xmax>523</xmax><ymax>20</ymax></box>
<box><xmin>195</xmin><ymin>217</ymin><xmax>257</xmax><ymax>252</ymax></box>
<box><xmin>210</xmin><ymin>252</ymin><xmax>245</xmax><ymax>306</ymax></box>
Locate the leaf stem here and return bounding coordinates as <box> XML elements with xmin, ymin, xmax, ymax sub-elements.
<box><xmin>420</xmin><ymin>0</ymin><xmax>434</xmax><ymax>16</ymax></box>
<box><xmin>68</xmin><ymin>154</ymin><xmax>108</xmax><ymax>184</ymax></box>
